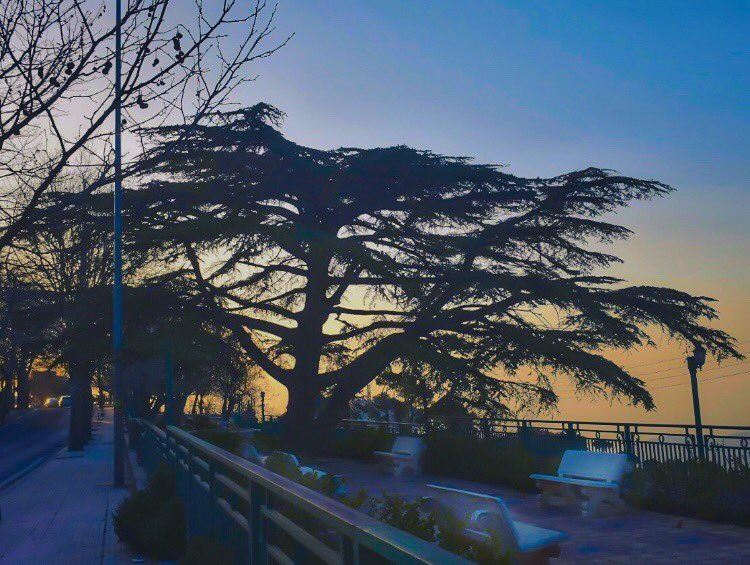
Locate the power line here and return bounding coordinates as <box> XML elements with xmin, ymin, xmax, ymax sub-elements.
<box><xmin>702</xmin><ymin>370</ymin><xmax>750</xmax><ymax>384</ymax></box>
<box><xmin>639</xmin><ymin>357</ymin><xmax>749</xmax><ymax>384</ymax></box>
<box><xmin>537</xmin><ymin>358</ymin><xmax>749</xmax><ymax>392</ymax></box>
<box><xmin>636</xmin><ymin>353</ymin><xmax>749</xmax><ymax>379</ymax></box>
<box><xmin>621</xmin><ymin>339</ymin><xmax>750</xmax><ymax>371</ymax></box>
<box><xmin>652</xmin><ymin>369</ymin><xmax>749</xmax><ymax>390</ymax></box>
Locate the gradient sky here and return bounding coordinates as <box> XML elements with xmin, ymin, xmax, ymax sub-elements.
<box><xmin>212</xmin><ymin>1</ymin><xmax>750</xmax><ymax>424</ymax></box>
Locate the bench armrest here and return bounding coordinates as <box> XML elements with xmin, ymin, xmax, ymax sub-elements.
<box><xmin>531</xmin><ymin>473</ymin><xmax>619</xmax><ymax>489</ymax></box>
<box><xmin>373</xmin><ymin>451</ymin><xmax>411</xmax><ymax>459</ymax></box>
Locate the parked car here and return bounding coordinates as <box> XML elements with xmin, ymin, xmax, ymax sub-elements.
<box><xmin>58</xmin><ymin>395</ymin><xmax>71</xmax><ymax>407</ymax></box>
<box><xmin>44</xmin><ymin>397</ymin><xmax>60</xmax><ymax>408</ymax></box>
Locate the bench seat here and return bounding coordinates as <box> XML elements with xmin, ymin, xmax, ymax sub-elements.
<box><xmin>530</xmin><ymin>450</ymin><xmax>631</xmax><ymax>516</ymax></box>
<box><xmin>514</xmin><ymin>521</ymin><xmax>570</xmax><ymax>553</ymax></box>
<box><xmin>427</xmin><ymin>484</ymin><xmax>568</xmax><ymax>564</ymax></box>
<box><xmin>530</xmin><ymin>473</ymin><xmax>619</xmax><ymax>489</ymax></box>
<box><xmin>374</xmin><ymin>436</ymin><xmax>425</xmax><ymax>477</ymax></box>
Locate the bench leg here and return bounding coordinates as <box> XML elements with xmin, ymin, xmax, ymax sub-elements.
<box><xmin>536</xmin><ymin>481</ymin><xmax>579</xmax><ymax>510</ymax></box>
<box><xmin>514</xmin><ymin>544</ymin><xmax>561</xmax><ymax>565</ymax></box>
<box><xmin>581</xmin><ymin>488</ymin><xmax>625</xmax><ymax>517</ymax></box>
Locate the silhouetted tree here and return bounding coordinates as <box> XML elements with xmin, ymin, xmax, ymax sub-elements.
<box><xmin>0</xmin><ymin>0</ymin><xmax>288</xmax><ymax>253</ymax></box>
<box><xmin>121</xmin><ymin>283</ymin><xmax>256</xmax><ymax>423</ymax></box>
<box><xmin>6</xmin><ymin>178</ymin><xmax>113</xmax><ymax>448</ymax></box>
<box><xmin>123</xmin><ymin>104</ymin><xmax>741</xmax><ymax>444</ymax></box>
<box><xmin>0</xmin><ymin>260</ymin><xmax>52</xmax><ymax>421</ymax></box>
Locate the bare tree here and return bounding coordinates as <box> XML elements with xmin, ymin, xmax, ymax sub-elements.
<box><xmin>0</xmin><ymin>0</ymin><xmax>289</xmax><ymax>252</ymax></box>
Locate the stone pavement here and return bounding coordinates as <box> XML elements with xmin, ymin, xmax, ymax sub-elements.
<box><xmin>312</xmin><ymin>457</ymin><xmax>750</xmax><ymax>564</ymax></box>
<box><xmin>0</xmin><ymin>410</ymin><xmax>133</xmax><ymax>564</ymax></box>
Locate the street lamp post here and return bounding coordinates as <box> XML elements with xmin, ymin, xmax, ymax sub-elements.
<box><xmin>686</xmin><ymin>343</ymin><xmax>707</xmax><ymax>460</ymax></box>
<box><xmin>112</xmin><ymin>0</ymin><xmax>125</xmax><ymax>487</ymax></box>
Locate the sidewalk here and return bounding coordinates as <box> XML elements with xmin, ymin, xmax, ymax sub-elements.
<box><xmin>0</xmin><ymin>410</ymin><xmax>133</xmax><ymax>564</ymax></box>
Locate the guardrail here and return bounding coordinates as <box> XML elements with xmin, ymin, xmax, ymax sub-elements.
<box><xmin>129</xmin><ymin>418</ymin><xmax>470</xmax><ymax>565</ymax></box>
<box><xmin>341</xmin><ymin>417</ymin><xmax>750</xmax><ymax>469</ymax></box>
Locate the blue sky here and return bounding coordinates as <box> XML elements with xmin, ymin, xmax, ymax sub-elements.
<box><xmin>247</xmin><ymin>1</ymin><xmax>747</xmax><ymax>187</ymax></box>
<box><xmin>231</xmin><ymin>1</ymin><xmax>749</xmax><ymax>422</ymax></box>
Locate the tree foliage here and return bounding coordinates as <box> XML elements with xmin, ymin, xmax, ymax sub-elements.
<box><xmin>120</xmin><ymin>104</ymin><xmax>741</xmax><ymax>435</ymax></box>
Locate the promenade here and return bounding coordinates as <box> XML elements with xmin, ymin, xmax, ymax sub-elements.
<box><xmin>314</xmin><ymin>457</ymin><xmax>750</xmax><ymax>564</ymax></box>
<box><xmin>0</xmin><ymin>410</ymin><xmax>133</xmax><ymax>564</ymax></box>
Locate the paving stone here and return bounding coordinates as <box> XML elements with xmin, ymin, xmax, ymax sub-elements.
<box><xmin>0</xmin><ymin>411</ymin><xmax>133</xmax><ymax>564</ymax></box>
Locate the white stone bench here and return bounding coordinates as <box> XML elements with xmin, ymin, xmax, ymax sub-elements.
<box><xmin>427</xmin><ymin>484</ymin><xmax>569</xmax><ymax>565</ymax></box>
<box><xmin>373</xmin><ymin>435</ymin><xmax>425</xmax><ymax>477</ymax></box>
<box><xmin>530</xmin><ymin>450</ymin><xmax>630</xmax><ymax>517</ymax></box>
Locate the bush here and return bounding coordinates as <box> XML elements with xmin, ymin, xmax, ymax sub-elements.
<box><xmin>430</xmin><ymin>501</ymin><xmax>509</xmax><ymax>565</ymax></box>
<box><xmin>264</xmin><ymin>452</ymin><xmax>305</xmax><ymax>481</ymax></box>
<box><xmin>424</xmin><ymin>432</ymin><xmax>559</xmax><ymax>491</ymax></box>
<box><xmin>182</xmin><ymin>414</ymin><xmax>215</xmax><ymax>431</ymax></box>
<box><xmin>181</xmin><ymin>537</ymin><xmax>235</xmax><ymax>565</ymax></box>
<box><xmin>328</xmin><ymin>428</ymin><xmax>394</xmax><ymax>462</ymax></box>
<box><xmin>113</xmin><ymin>465</ymin><xmax>186</xmax><ymax>560</ymax></box>
<box><xmin>373</xmin><ymin>494</ymin><xmax>435</xmax><ymax>541</ymax></box>
<box><xmin>252</xmin><ymin>431</ymin><xmax>284</xmax><ymax>454</ymax></box>
<box><xmin>193</xmin><ymin>428</ymin><xmax>243</xmax><ymax>454</ymax></box>
<box><xmin>623</xmin><ymin>459</ymin><xmax>750</xmax><ymax>526</ymax></box>
<box><xmin>259</xmin><ymin>443</ymin><xmax>510</xmax><ymax>562</ymax></box>
<box><xmin>360</xmin><ymin>494</ymin><xmax>509</xmax><ymax>564</ymax></box>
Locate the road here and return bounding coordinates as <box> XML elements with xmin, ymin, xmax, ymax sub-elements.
<box><xmin>0</xmin><ymin>408</ymin><xmax>68</xmax><ymax>486</ymax></box>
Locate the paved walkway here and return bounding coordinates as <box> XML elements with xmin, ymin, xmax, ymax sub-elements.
<box><xmin>0</xmin><ymin>410</ymin><xmax>133</xmax><ymax>564</ymax></box>
<box><xmin>312</xmin><ymin>457</ymin><xmax>750</xmax><ymax>564</ymax></box>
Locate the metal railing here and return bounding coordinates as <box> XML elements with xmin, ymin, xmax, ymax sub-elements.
<box><xmin>341</xmin><ymin>417</ymin><xmax>750</xmax><ymax>469</ymax></box>
<box><xmin>129</xmin><ymin>418</ymin><xmax>470</xmax><ymax>565</ymax></box>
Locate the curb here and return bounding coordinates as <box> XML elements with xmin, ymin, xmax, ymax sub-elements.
<box><xmin>0</xmin><ymin>446</ymin><xmax>65</xmax><ymax>493</ymax></box>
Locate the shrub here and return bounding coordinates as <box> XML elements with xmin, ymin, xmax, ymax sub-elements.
<box><xmin>181</xmin><ymin>537</ymin><xmax>235</xmax><ymax>565</ymax></box>
<box><xmin>112</xmin><ymin>490</ymin><xmax>153</xmax><ymax>549</ymax></box>
<box><xmin>182</xmin><ymin>414</ymin><xmax>215</xmax><ymax>431</ymax></box>
<box><xmin>373</xmin><ymin>494</ymin><xmax>435</xmax><ymax>541</ymax></box>
<box><xmin>251</xmin><ymin>431</ymin><xmax>284</xmax><ymax>453</ymax></box>
<box><xmin>113</xmin><ymin>465</ymin><xmax>186</xmax><ymax>560</ymax></box>
<box><xmin>362</xmin><ymin>494</ymin><xmax>509</xmax><ymax>564</ymax></box>
<box><xmin>260</xmin><ymin>444</ymin><xmax>509</xmax><ymax>563</ymax></box>
<box><xmin>328</xmin><ymin>428</ymin><xmax>395</xmax><ymax>462</ymax></box>
<box><xmin>623</xmin><ymin>459</ymin><xmax>750</xmax><ymax>526</ymax></box>
<box><xmin>430</xmin><ymin>501</ymin><xmax>509</xmax><ymax>565</ymax></box>
<box><xmin>193</xmin><ymin>428</ymin><xmax>243</xmax><ymax>454</ymax></box>
<box><xmin>264</xmin><ymin>452</ymin><xmax>305</xmax><ymax>481</ymax></box>
<box><xmin>424</xmin><ymin>432</ymin><xmax>559</xmax><ymax>491</ymax></box>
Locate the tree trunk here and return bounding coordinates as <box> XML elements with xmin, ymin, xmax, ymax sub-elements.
<box><xmin>96</xmin><ymin>370</ymin><xmax>106</xmax><ymax>416</ymax></box>
<box><xmin>15</xmin><ymin>368</ymin><xmax>29</xmax><ymax>410</ymax></box>
<box><xmin>284</xmin><ymin>384</ymin><xmax>325</xmax><ymax>453</ymax></box>
<box><xmin>0</xmin><ymin>372</ymin><xmax>11</xmax><ymax>425</ymax></box>
<box><xmin>84</xmin><ymin>380</ymin><xmax>94</xmax><ymax>439</ymax></box>
<box><xmin>68</xmin><ymin>358</ymin><xmax>92</xmax><ymax>451</ymax></box>
<box><xmin>1</xmin><ymin>353</ymin><xmax>19</xmax><ymax>424</ymax></box>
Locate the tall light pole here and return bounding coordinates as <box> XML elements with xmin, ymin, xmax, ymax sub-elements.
<box><xmin>112</xmin><ymin>0</ymin><xmax>125</xmax><ymax>487</ymax></box>
<box><xmin>686</xmin><ymin>343</ymin><xmax>707</xmax><ymax>460</ymax></box>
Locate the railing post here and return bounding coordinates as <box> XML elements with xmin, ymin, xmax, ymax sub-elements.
<box><xmin>565</xmin><ymin>422</ymin><xmax>577</xmax><ymax>450</ymax></box>
<box><xmin>185</xmin><ymin>446</ymin><xmax>194</xmax><ymax>538</ymax></box>
<box><xmin>208</xmin><ymin>460</ymin><xmax>217</xmax><ymax>538</ymax></box>
<box><xmin>247</xmin><ymin>482</ymin><xmax>266</xmax><ymax>564</ymax></box>
<box><xmin>341</xmin><ymin>536</ymin><xmax>357</xmax><ymax>565</ymax></box>
<box><xmin>623</xmin><ymin>424</ymin><xmax>633</xmax><ymax>457</ymax></box>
